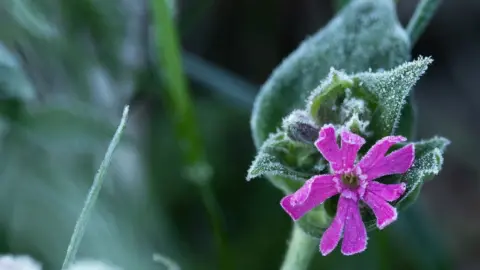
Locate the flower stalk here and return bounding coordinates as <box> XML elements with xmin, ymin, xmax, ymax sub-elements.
<box><xmin>280</xmin><ymin>225</ymin><xmax>317</xmax><ymax>270</ymax></box>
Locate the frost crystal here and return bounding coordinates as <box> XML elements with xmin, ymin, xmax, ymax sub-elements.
<box><xmin>356</xmin><ymin>56</ymin><xmax>433</xmax><ymax>136</ymax></box>
<box><xmin>281</xmin><ymin>125</ymin><xmax>414</xmax><ymax>255</ymax></box>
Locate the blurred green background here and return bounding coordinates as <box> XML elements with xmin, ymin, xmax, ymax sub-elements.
<box><xmin>0</xmin><ymin>0</ymin><xmax>476</xmax><ymax>269</ymax></box>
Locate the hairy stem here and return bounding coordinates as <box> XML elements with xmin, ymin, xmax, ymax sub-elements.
<box><xmin>280</xmin><ymin>224</ymin><xmax>318</xmax><ymax>270</ymax></box>
<box><xmin>62</xmin><ymin>106</ymin><xmax>130</xmax><ymax>269</ymax></box>
<box><xmin>407</xmin><ymin>0</ymin><xmax>442</xmax><ymax>45</ymax></box>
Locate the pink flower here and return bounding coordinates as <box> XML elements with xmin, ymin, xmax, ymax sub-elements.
<box><xmin>280</xmin><ymin>124</ymin><xmax>414</xmax><ymax>256</ymax></box>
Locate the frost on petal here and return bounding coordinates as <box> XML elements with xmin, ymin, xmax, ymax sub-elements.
<box><xmin>340</xmin><ymin>131</ymin><xmax>365</xmax><ymax>170</ymax></box>
<box><xmin>360</xmin><ymin>143</ymin><xmax>414</xmax><ymax>181</ymax></box>
<box><xmin>362</xmin><ymin>191</ymin><xmax>398</xmax><ymax>229</ymax></box>
<box><xmin>319</xmin><ymin>196</ymin><xmax>351</xmax><ymax>256</ymax></box>
<box><xmin>341</xmin><ymin>198</ymin><xmax>367</xmax><ymax>256</ymax></box>
<box><xmin>315</xmin><ymin>125</ymin><xmax>342</xmax><ymax>171</ymax></box>
<box><xmin>281</xmin><ymin>175</ymin><xmax>338</xmax><ymax>220</ymax></box>
<box><xmin>357</xmin><ymin>136</ymin><xmax>406</xmax><ymax>171</ymax></box>
<box><xmin>367</xmin><ymin>182</ymin><xmax>406</xmax><ymax>202</ymax></box>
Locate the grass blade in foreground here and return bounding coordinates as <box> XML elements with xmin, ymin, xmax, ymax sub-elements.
<box><xmin>150</xmin><ymin>0</ymin><xmax>230</xmax><ymax>268</ymax></box>
<box><xmin>61</xmin><ymin>105</ymin><xmax>130</xmax><ymax>269</ymax></box>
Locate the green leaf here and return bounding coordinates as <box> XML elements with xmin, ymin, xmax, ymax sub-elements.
<box><xmin>247</xmin><ymin>132</ymin><xmax>326</xmax><ymax>183</ymax></box>
<box><xmin>306</xmin><ymin>69</ymin><xmax>354</xmax><ymax>125</ymax></box>
<box><xmin>395</xmin><ymin>95</ymin><xmax>417</xmax><ymax>140</ymax></box>
<box><xmin>0</xmin><ymin>43</ymin><xmax>36</xmax><ymax>101</ymax></box>
<box><xmin>355</xmin><ymin>56</ymin><xmax>432</xmax><ymax>139</ymax></box>
<box><xmin>251</xmin><ymin>0</ymin><xmax>410</xmax><ymax>148</ymax></box>
<box><xmin>396</xmin><ymin>136</ymin><xmax>450</xmax><ymax>210</ymax></box>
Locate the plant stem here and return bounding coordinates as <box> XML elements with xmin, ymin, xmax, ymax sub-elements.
<box><xmin>150</xmin><ymin>0</ymin><xmax>229</xmax><ymax>268</ymax></box>
<box><xmin>280</xmin><ymin>224</ymin><xmax>318</xmax><ymax>270</ymax></box>
<box><xmin>407</xmin><ymin>0</ymin><xmax>442</xmax><ymax>45</ymax></box>
<box><xmin>61</xmin><ymin>106</ymin><xmax>130</xmax><ymax>269</ymax></box>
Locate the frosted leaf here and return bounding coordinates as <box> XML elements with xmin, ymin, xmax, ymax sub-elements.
<box><xmin>355</xmin><ymin>56</ymin><xmax>433</xmax><ymax>138</ymax></box>
<box><xmin>306</xmin><ymin>68</ymin><xmax>354</xmax><ymax>125</ymax></box>
<box><xmin>247</xmin><ymin>132</ymin><xmax>326</xmax><ymax>182</ymax></box>
<box><xmin>395</xmin><ymin>136</ymin><xmax>450</xmax><ymax>209</ymax></box>
<box><xmin>251</xmin><ymin>0</ymin><xmax>410</xmax><ymax>148</ymax></box>
<box><xmin>0</xmin><ymin>43</ymin><xmax>36</xmax><ymax>101</ymax></box>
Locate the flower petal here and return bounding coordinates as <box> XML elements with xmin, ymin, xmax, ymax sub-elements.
<box><xmin>315</xmin><ymin>125</ymin><xmax>366</xmax><ymax>172</ymax></box>
<box><xmin>362</xmin><ymin>190</ymin><xmax>398</xmax><ymax>229</ymax></box>
<box><xmin>315</xmin><ymin>125</ymin><xmax>342</xmax><ymax>171</ymax></box>
<box><xmin>341</xmin><ymin>197</ymin><xmax>367</xmax><ymax>256</ymax></box>
<box><xmin>320</xmin><ymin>195</ymin><xmax>350</xmax><ymax>255</ymax></box>
<box><xmin>367</xmin><ymin>182</ymin><xmax>406</xmax><ymax>202</ymax></box>
<box><xmin>357</xmin><ymin>136</ymin><xmax>406</xmax><ymax>172</ymax></box>
<box><xmin>359</xmin><ymin>142</ymin><xmax>415</xmax><ymax>181</ymax></box>
<box><xmin>280</xmin><ymin>175</ymin><xmax>339</xmax><ymax>221</ymax></box>
<box><xmin>340</xmin><ymin>131</ymin><xmax>365</xmax><ymax>170</ymax></box>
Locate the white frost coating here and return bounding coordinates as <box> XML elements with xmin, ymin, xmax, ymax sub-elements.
<box><xmin>355</xmin><ymin>56</ymin><xmax>433</xmax><ymax>135</ymax></box>
<box><xmin>305</xmin><ymin>68</ymin><xmax>353</xmax><ymax>110</ymax></box>
<box><xmin>344</xmin><ymin>113</ymin><xmax>372</xmax><ymax>137</ymax></box>
<box><xmin>0</xmin><ymin>254</ymin><xmax>41</xmax><ymax>270</ymax></box>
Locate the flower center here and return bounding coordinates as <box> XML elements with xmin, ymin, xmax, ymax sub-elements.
<box><xmin>341</xmin><ymin>172</ymin><xmax>359</xmax><ymax>188</ymax></box>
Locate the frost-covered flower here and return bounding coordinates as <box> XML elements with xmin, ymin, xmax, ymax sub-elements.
<box><xmin>0</xmin><ymin>254</ymin><xmax>41</xmax><ymax>270</ymax></box>
<box><xmin>280</xmin><ymin>124</ymin><xmax>414</xmax><ymax>256</ymax></box>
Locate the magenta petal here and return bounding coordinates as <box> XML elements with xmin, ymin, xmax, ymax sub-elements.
<box><xmin>360</xmin><ymin>143</ymin><xmax>415</xmax><ymax>181</ymax></box>
<box><xmin>362</xmin><ymin>190</ymin><xmax>398</xmax><ymax>229</ymax></box>
<box><xmin>280</xmin><ymin>175</ymin><xmax>339</xmax><ymax>221</ymax></box>
<box><xmin>357</xmin><ymin>136</ymin><xmax>406</xmax><ymax>172</ymax></box>
<box><xmin>341</xmin><ymin>198</ymin><xmax>367</xmax><ymax>256</ymax></box>
<box><xmin>315</xmin><ymin>125</ymin><xmax>342</xmax><ymax>171</ymax></box>
<box><xmin>367</xmin><ymin>182</ymin><xmax>406</xmax><ymax>202</ymax></box>
<box><xmin>320</xmin><ymin>196</ymin><xmax>350</xmax><ymax>255</ymax></box>
<box><xmin>340</xmin><ymin>131</ymin><xmax>366</xmax><ymax>170</ymax></box>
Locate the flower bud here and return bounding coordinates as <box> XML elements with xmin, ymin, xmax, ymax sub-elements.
<box><xmin>283</xmin><ymin>110</ymin><xmax>319</xmax><ymax>144</ymax></box>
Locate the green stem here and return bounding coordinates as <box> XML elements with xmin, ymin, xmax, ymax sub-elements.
<box><xmin>150</xmin><ymin>0</ymin><xmax>229</xmax><ymax>268</ymax></box>
<box><xmin>280</xmin><ymin>225</ymin><xmax>318</xmax><ymax>270</ymax></box>
<box><xmin>61</xmin><ymin>106</ymin><xmax>130</xmax><ymax>269</ymax></box>
<box><xmin>406</xmin><ymin>0</ymin><xmax>442</xmax><ymax>45</ymax></box>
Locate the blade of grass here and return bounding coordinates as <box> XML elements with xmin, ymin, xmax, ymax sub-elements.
<box><xmin>153</xmin><ymin>253</ymin><xmax>181</xmax><ymax>270</ymax></box>
<box><xmin>61</xmin><ymin>105</ymin><xmax>130</xmax><ymax>269</ymax></box>
<box><xmin>407</xmin><ymin>0</ymin><xmax>442</xmax><ymax>45</ymax></box>
<box><xmin>150</xmin><ymin>0</ymin><xmax>230</xmax><ymax>268</ymax></box>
